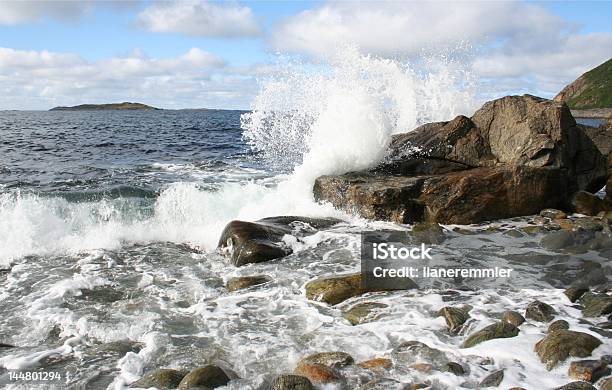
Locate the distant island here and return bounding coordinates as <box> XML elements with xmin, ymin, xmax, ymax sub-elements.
<box><xmin>554</xmin><ymin>57</ymin><xmax>612</xmax><ymax>118</ymax></box>
<box><xmin>49</xmin><ymin>102</ymin><xmax>160</xmax><ymax>111</ymax></box>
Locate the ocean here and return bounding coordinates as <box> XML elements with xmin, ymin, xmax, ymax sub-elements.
<box><xmin>0</xmin><ymin>53</ymin><xmax>610</xmax><ymax>389</ymax></box>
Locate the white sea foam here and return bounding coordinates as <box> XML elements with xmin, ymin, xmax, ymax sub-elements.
<box><xmin>0</xmin><ymin>48</ymin><xmax>476</xmax><ymax>266</ymax></box>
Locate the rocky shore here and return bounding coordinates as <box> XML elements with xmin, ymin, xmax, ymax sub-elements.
<box><xmin>123</xmin><ymin>95</ymin><xmax>612</xmax><ymax>389</ymax></box>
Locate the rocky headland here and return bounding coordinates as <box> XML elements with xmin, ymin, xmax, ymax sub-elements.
<box><xmin>314</xmin><ymin>95</ymin><xmax>607</xmax><ymax>224</ymax></box>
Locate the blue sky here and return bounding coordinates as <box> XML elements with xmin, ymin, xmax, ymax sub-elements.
<box><xmin>0</xmin><ymin>0</ymin><xmax>610</xmax><ymax>110</ymax></box>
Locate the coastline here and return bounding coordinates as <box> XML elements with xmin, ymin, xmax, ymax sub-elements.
<box><xmin>572</xmin><ymin>108</ymin><xmax>612</xmax><ymax>119</ymax></box>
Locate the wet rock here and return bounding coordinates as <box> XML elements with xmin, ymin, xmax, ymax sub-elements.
<box><xmin>392</xmin><ymin>340</ymin><xmax>449</xmax><ymax>369</ymax></box>
<box><xmin>306</xmin><ymin>273</ymin><xmax>416</xmax><ymax>306</ymax></box>
<box><xmin>580</xmin><ymin>292</ymin><xmax>612</xmax><ymax>317</ymax></box>
<box><xmin>226</xmin><ymin>275</ymin><xmax>271</xmax><ymax>292</ymax></box>
<box><xmin>305</xmin><ymin>273</ymin><xmax>362</xmax><ymax>305</ymax></box>
<box><xmin>411</xmin><ymin>222</ymin><xmax>446</xmax><ymax>244</ymax></box>
<box><xmin>565</xmin><ymin>287</ymin><xmax>589</xmax><ymax>303</ymax></box>
<box><xmin>131</xmin><ymin>368</ymin><xmax>186</xmax><ymax>389</ymax></box>
<box><xmin>299</xmin><ymin>352</ymin><xmax>354</xmax><ymax>369</ymax></box>
<box><xmin>525</xmin><ymin>300</ymin><xmax>557</xmax><ymax>322</ymax></box>
<box><xmin>541</xmin><ymin>209</ymin><xmax>568</xmax><ymax>219</ymax></box>
<box><xmin>568</xmin><ymin>359</ymin><xmax>609</xmax><ymax>382</ymax></box>
<box><xmin>444</xmin><ymin>362</ymin><xmax>465</xmax><ymax>376</ymax></box>
<box><xmin>479</xmin><ymin>369</ymin><xmax>504</xmax><ymax>387</ymax></box>
<box><xmin>573</xmin><ymin>217</ymin><xmax>604</xmax><ymax>232</ymax></box>
<box><xmin>217</xmin><ymin>217</ymin><xmax>340</xmax><ymax>266</ymax></box>
<box><xmin>548</xmin><ymin>320</ymin><xmax>570</xmax><ymax>332</ymax></box>
<box><xmin>600</xmin><ymin>377</ymin><xmax>612</xmax><ymax>390</ymax></box>
<box><xmin>521</xmin><ymin>225</ymin><xmax>548</xmax><ymax>235</ymax></box>
<box><xmin>357</xmin><ymin>358</ymin><xmax>392</xmax><ymax>371</ymax></box>
<box><xmin>269</xmin><ymin>374</ymin><xmax>313</xmax><ymax>390</ymax></box>
<box><xmin>534</xmin><ymin>330</ymin><xmax>602</xmax><ymax>369</ymax></box>
<box><xmin>178</xmin><ymin>365</ymin><xmax>230</xmax><ymax>389</ymax></box>
<box><xmin>572</xmin><ymin>191</ymin><xmax>612</xmax><ymax>216</ymax></box>
<box><xmin>461</xmin><ymin>321</ymin><xmax>519</xmax><ymax>348</ymax></box>
<box><xmin>501</xmin><ymin>310</ymin><xmax>525</xmax><ymax>327</ymax></box>
<box><xmin>541</xmin><ymin>230</ymin><xmax>576</xmax><ymax>250</ymax></box>
<box><xmin>313</xmin><ymin>95</ymin><xmax>607</xmax><ymax>224</ymax></box>
<box><xmin>438</xmin><ymin>306</ymin><xmax>470</xmax><ymax>333</ymax></box>
<box><xmin>294</xmin><ymin>362</ymin><xmax>342</xmax><ymax>384</ymax></box>
<box><xmin>343</xmin><ymin>302</ymin><xmax>388</xmax><ymax>325</ymax></box>
<box><xmin>553</xmin><ymin>381</ymin><xmax>597</xmax><ymax>390</ymax></box>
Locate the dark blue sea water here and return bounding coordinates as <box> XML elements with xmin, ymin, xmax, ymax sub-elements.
<box><xmin>0</xmin><ymin>110</ymin><xmax>265</xmax><ymax>195</ymax></box>
<box><xmin>575</xmin><ymin>117</ymin><xmax>605</xmax><ymax>127</ymax></box>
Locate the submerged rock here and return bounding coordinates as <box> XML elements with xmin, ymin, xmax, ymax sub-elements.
<box><xmin>178</xmin><ymin>365</ymin><xmax>230</xmax><ymax>389</ymax></box>
<box><xmin>534</xmin><ymin>330</ymin><xmax>602</xmax><ymax>370</ymax></box>
<box><xmin>444</xmin><ymin>362</ymin><xmax>465</xmax><ymax>376</ymax></box>
<box><xmin>343</xmin><ymin>302</ymin><xmax>388</xmax><ymax>325</ymax></box>
<box><xmin>580</xmin><ymin>292</ymin><xmax>612</xmax><ymax>317</ymax></box>
<box><xmin>217</xmin><ymin>216</ymin><xmax>340</xmax><ymax>266</ymax></box>
<box><xmin>357</xmin><ymin>358</ymin><xmax>393</xmax><ymax>371</ymax></box>
<box><xmin>392</xmin><ymin>340</ymin><xmax>449</xmax><ymax>369</ymax></box>
<box><xmin>541</xmin><ymin>230</ymin><xmax>576</xmax><ymax>250</ymax></box>
<box><xmin>479</xmin><ymin>369</ymin><xmax>504</xmax><ymax>387</ymax></box>
<box><xmin>525</xmin><ymin>300</ymin><xmax>557</xmax><ymax>322</ymax></box>
<box><xmin>269</xmin><ymin>374</ymin><xmax>313</xmax><ymax>390</ymax></box>
<box><xmin>130</xmin><ymin>368</ymin><xmax>186</xmax><ymax>389</ymax></box>
<box><xmin>568</xmin><ymin>359</ymin><xmax>609</xmax><ymax>382</ymax></box>
<box><xmin>461</xmin><ymin>321</ymin><xmax>519</xmax><ymax>348</ymax></box>
<box><xmin>437</xmin><ymin>306</ymin><xmax>470</xmax><ymax>333</ymax></box>
<box><xmin>313</xmin><ymin>95</ymin><xmax>606</xmax><ymax>224</ymax></box>
<box><xmin>298</xmin><ymin>352</ymin><xmax>354</xmax><ymax>369</ymax></box>
<box><xmin>226</xmin><ymin>275</ymin><xmax>271</xmax><ymax>292</ymax></box>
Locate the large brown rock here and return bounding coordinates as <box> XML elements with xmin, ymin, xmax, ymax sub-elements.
<box><xmin>534</xmin><ymin>330</ymin><xmax>602</xmax><ymax>370</ymax></box>
<box><xmin>217</xmin><ymin>216</ymin><xmax>340</xmax><ymax>266</ymax></box>
<box><xmin>313</xmin><ymin>95</ymin><xmax>607</xmax><ymax>224</ymax></box>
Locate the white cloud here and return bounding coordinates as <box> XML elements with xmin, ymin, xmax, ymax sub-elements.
<box><xmin>137</xmin><ymin>1</ymin><xmax>261</xmax><ymax>38</ymax></box>
<box><xmin>270</xmin><ymin>1</ymin><xmax>612</xmax><ymax>97</ymax></box>
<box><xmin>0</xmin><ymin>47</ymin><xmax>259</xmax><ymax>110</ymax></box>
<box><xmin>0</xmin><ymin>0</ymin><xmax>102</xmax><ymax>25</ymax></box>
<box><xmin>271</xmin><ymin>2</ymin><xmax>567</xmax><ymax>57</ymax></box>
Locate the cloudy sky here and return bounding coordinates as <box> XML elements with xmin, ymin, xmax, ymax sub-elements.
<box><xmin>0</xmin><ymin>0</ymin><xmax>610</xmax><ymax>110</ymax></box>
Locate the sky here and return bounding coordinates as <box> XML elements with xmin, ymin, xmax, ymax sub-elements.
<box><xmin>0</xmin><ymin>0</ymin><xmax>610</xmax><ymax>110</ymax></box>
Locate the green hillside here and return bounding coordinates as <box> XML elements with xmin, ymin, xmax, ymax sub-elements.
<box><xmin>554</xmin><ymin>58</ymin><xmax>612</xmax><ymax>109</ymax></box>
